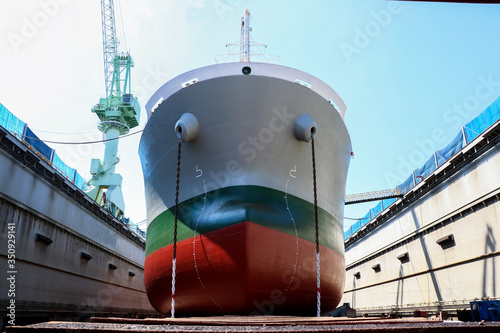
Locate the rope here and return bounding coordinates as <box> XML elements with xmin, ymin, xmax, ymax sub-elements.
<box><xmin>311</xmin><ymin>137</ymin><xmax>320</xmax><ymax>317</ymax></box>
<box><xmin>171</xmin><ymin>140</ymin><xmax>182</xmax><ymax>318</ymax></box>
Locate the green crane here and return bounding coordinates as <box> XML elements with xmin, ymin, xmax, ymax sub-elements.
<box><xmin>87</xmin><ymin>0</ymin><xmax>140</xmax><ymax>219</ymax></box>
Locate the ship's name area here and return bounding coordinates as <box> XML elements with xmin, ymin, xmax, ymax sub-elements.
<box><xmin>237</xmin><ymin>106</ymin><xmax>296</xmax><ymax>162</ymax></box>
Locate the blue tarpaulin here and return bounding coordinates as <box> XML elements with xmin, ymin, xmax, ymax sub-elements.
<box><xmin>359</xmin><ymin>212</ymin><xmax>370</xmax><ymax>226</ymax></box>
<box><xmin>414</xmin><ymin>155</ymin><xmax>437</xmax><ymax>183</ymax></box>
<box><xmin>24</xmin><ymin>127</ymin><xmax>54</xmax><ymax>161</ymax></box>
<box><xmin>351</xmin><ymin>220</ymin><xmax>361</xmax><ymax>233</ymax></box>
<box><xmin>464</xmin><ymin>95</ymin><xmax>500</xmax><ymax>142</ymax></box>
<box><xmin>53</xmin><ymin>153</ymin><xmax>76</xmax><ymax>181</ymax></box>
<box><xmin>344</xmin><ymin>229</ymin><xmax>351</xmax><ymax>239</ymax></box>
<box><xmin>0</xmin><ymin>103</ymin><xmax>25</xmax><ymax>137</ymax></box>
<box><xmin>0</xmin><ymin>102</ymin><xmax>89</xmax><ymax>192</ymax></box>
<box><xmin>369</xmin><ymin>201</ymin><xmax>383</xmax><ymax>220</ymax></box>
<box><xmin>382</xmin><ymin>198</ymin><xmax>397</xmax><ymax>209</ymax></box>
<box><xmin>125</xmin><ymin>218</ymin><xmax>146</xmax><ymax>237</ymax></box>
<box><xmin>74</xmin><ymin>173</ymin><xmax>87</xmax><ymax>191</ymax></box>
<box><xmin>397</xmin><ymin>174</ymin><xmax>415</xmax><ymax>194</ymax></box>
<box><xmin>436</xmin><ymin>131</ymin><xmax>464</xmax><ymax>166</ymax></box>
<box><xmin>343</xmin><ymin>197</ymin><xmax>398</xmax><ymax>240</ymax></box>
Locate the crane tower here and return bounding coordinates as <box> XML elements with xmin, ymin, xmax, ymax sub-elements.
<box><xmin>87</xmin><ymin>0</ymin><xmax>140</xmax><ymax>219</ymax></box>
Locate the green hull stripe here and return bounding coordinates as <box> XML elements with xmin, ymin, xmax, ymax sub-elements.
<box><xmin>146</xmin><ymin>185</ymin><xmax>344</xmax><ymax>257</ymax></box>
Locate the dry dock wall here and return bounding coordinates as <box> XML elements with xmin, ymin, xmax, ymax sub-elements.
<box><xmin>341</xmin><ymin>125</ymin><xmax>500</xmax><ymax>315</ymax></box>
<box><xmin>0</xmin><ymin>127</ymin><xmax>155</xmax><ymax>321</ymax></box>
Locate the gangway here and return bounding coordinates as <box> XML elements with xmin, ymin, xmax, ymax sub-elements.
<box><xmin>345</xmin><ymin>188</ymin><xmax>403</xmax><ymax>205</ymax></box>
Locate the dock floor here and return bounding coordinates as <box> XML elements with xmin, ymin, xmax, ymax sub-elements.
<box><xmin>5</xmin><ymin>316</ymin><xmax>500</xmax><ymax>332</ymax></box>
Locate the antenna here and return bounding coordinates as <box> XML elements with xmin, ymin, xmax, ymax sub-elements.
<box><xmin>215</xmin><ymin>9</ymin><xmax>279</xmax><ymax>64</ymax></box>
<box><xmin>240</xmin><ymin>9</ymin><xmax>251</xmax><ymax>62</ymax></box>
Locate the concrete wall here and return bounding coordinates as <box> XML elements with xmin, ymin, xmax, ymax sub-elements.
<box><xmin>0</xmin><ymin>142</ymin><xmax>154</xmax><ymax>315</ymax></box>
<box><xmin>341</xmin><ymin>144</ymin><xmax>500</xmax><ymax>314</ymax></box>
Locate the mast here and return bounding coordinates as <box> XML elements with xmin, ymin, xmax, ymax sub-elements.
<box><xmin>240</xmin><ymin>9</ymin><xmax>251</xmax><ymax>62</ymax></box>
<box><xmin>215</xmin><ymin>9</ymin><xmax>278</xmax><ymax>64</ymax></box>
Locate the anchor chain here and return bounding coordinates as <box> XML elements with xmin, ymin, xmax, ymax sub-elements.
<box><xmin>311</xmin><ymin>137</ymin><xmax>321</xmax><ymax>317</ymax></box>
<box><xmin>171</xmin><ymin>140</ymin><xmax>182</xmax><ymax>318</ymax></box>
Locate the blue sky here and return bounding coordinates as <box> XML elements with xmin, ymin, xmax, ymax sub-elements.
<box><xmin>1</xmin><ymin>0</ymin><xmax>500</xmax><ymax>229</ymax></box>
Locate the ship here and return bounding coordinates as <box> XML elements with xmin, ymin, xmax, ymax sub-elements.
<box><xmin>139</xmin><ymin>10</ymin><xmax>352</xmax><ymax>316</ymax></box>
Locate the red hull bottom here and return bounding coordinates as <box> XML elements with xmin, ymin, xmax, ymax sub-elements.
<box><xmin>145</xmin><ymin>222</ymin><xmax>345</xmax><ymax>316</ymax></box>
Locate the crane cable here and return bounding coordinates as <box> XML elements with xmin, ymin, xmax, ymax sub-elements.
<box><xmin>116</xmin><ymin>0</ymin><xmax>128</xmax><ymax>52</ymax></box>
<box><xmin>21</xmin><ymin>129</ymin><xmax>144</xmax><ymax>145</ymax></box>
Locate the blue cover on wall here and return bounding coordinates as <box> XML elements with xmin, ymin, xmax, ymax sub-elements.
<box><xmin>24</xmin><ymin>127</ymin><xmax>54</xmax><ymax>161</ymax></box>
